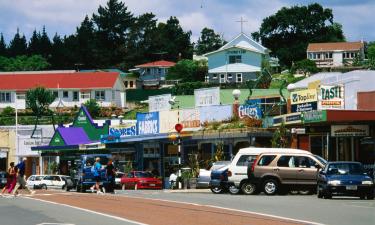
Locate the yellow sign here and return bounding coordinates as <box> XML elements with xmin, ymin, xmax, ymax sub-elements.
<box><xmin>308</xmin><ymin>80</ymin><xmax>321</xmax><ymax>89</ymax></box>
<box><xmin>290</xmin><ymin>89</ymin><xmax>317</xmax><ymax>105</ymax></box>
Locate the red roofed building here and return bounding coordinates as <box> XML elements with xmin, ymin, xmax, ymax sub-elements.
<box><xmin>306</xmin><ymin>41</ymin><xmax>365</xmax><ymax>68</ymax></box>
<box><xmin>132</xmin><ymin>60</ymin><xmax>176</xmax><ymax>88</ymax></box>
<box><xmin>0</xmin><ymin>71</ymin><xmax>126</xmax><ymax>109</ymax></box>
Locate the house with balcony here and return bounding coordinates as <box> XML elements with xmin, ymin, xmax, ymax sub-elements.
<box><xmin>203</xmin><ymin>33</ymin><xmax>270</xmax><ymax>84</ymax></box>
<box><xmin>0</xmin><ymin>71</ymin><xmax>126</xmax><ymax>110</ymax></box>
<box><xmin>306</xmin><ymin>42</ymin><xmax>365</xmax><ymax>68</ymax></box>
<box><xmin>131</xmin><ymin>60</ymin><xmax>176</xmax><ymax>89</ymax></box>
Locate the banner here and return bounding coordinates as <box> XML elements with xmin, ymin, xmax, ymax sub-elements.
<box><xmin>194</xmin><ymin>87</ymin><xmax>220</xmax><ymax>107</ymax></box>
<box><xmin>199</xmin><ymin>105</ymin><xmax>232</xmax><ymax>123</ymax></box>
<box><xmin>109</xmin><ymin>121</ymin><xmax>137</xmax><ymax>138</ymax></box>
<box><xmin>136</xmin><ymin>112</ymin><xmax>159</xmax><ymax>135</ymax></box>
<box><xmin>148</xmin><ymin>94</ymin><xmax>172</xmax><ymax>112</ymax></box>
<box><xmin>318</xmin><ymin>85</ymin><xmax>344</xmax><ymax>110</ymax></box>
<box><xmin>238</xmin><ymin>104</ymin><xmax>262</xmax><ymax>119</ymax></box>
<box><xmin>159</xmin><ymin>110</ymin><xmax>178</xmax><ymax>133</ymax></box>
<box><xmin>181</xmin><ymin>108</ymin><xmax>201</xmax><ymax>129</ymax></box>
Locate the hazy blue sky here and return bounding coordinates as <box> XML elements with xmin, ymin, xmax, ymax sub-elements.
<box><xmin>0</xmin><ymin>0</ymin><xmax>374</xmax><ymax>43</ymax></box>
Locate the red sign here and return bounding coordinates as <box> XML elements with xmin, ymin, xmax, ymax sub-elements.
<box><xmin>175</xmin><ymin>123</ymin><xmax>183</xmax><ymax>133</ymax></box>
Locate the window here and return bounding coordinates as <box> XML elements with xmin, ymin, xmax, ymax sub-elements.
<box><xmin>127</xmin><ymin>172</ymin><xmax>134</xmax><ymax>178</ymax></box>
<box><xmin>220</xmin><ymin>74</ymin><xmax>225</xmax><ymax>83</ymax></box>
<box><xmin>351</xmin><ymin>52</ymin><xmax>355</xmax><ymax>58</ymax></box>
<box><xmin>295</xmin><ymin>156</ymin><xmax>317</xmax><ymax>168</ymax></box>
<box><xmin>95</xmin><ymin>91</ymin><xmax>105</xmax><ymax>101</ymax></box>
<box><xmin>236</xmin><ymin>73</ymin><xmax>242</xmax><ymax>83</ymax></box>
<box><xmin>329</xmin><ymin>53</ymin><xmax>332</xmax><ymax>58</ymax></box>
<box><xmin>16</xmin><ymin>93</ymin><xmax>25</xmax><ymax>100</ymax></box>
<box><xmin>277</xmin><ymin>156</ymin><xmax>295</xmax><ymax>167</ymax></box>
<box><xmin>29</xmin><ymin>176</ymin><xmax>35</xmax><ymax>181</ymax></box>
<box><xmin>81</xmin><ymin>92</ymin><xmax>90</xmax><ymax>99</ymax></box>
<box><xmin>205</xmin><ymin>75</ymin><xmax>209</xmax><ymax>83</ymax></box>
<box><xmin>236</xmin><ymin>155</ymin><xmax>257</xmax><ymax>166</ymax></box>
<box><xmin>43</xmin><ymin>176</ymin><xmax>53</xmax><ymax>181</ymax></box>
<box><xmin>73</xmin><ymin>91</ymin><xmax>79</xmax><ymax>101</ymax></box>
<box><xmin>212</xmin><ymin>74</ymin><xmax>218</xmax><ymax>79</ymax></box>
<box><xmin>227</xmin><ymin>74</ymin><xmax>233</xmax><ymax>79</ymax></box>
<box><xmin>317</xmin><ymin>53</ymin><xmax>321</xmax><ymax>59</ymax></box>
<box><xmin>229</xmin><ymin>55</ymin><xmax>242</xmax><ymax>64</ymax></box>
<box><xmin>112</xmin><ymin>91</ymin><xmax>115</xmax><ymax>100</ymax></box>
<box><xmin>130</xmin><ymin>81</ymin><xmax>134</xmax><ymax>88</ymax></box>
<box><xmin>63</xmin><ymin>91</ymin><xmax>69</xmax><ymax>98</ymax></box>
<box><xmin>258</xmin><ymin>155</ymin><xmax>276</xmax><ymax>166</ymax></box>
<box><xmin>146</xmin><ymin>68</ymin><xmax>150</xmax><ymax>73</ymax></box>
<box><xmin>158</xmin><ymin>68</ymin><xmax>162</xmax><ymax>74</ymax></box>
<box><xmin>124</xmin><ymin>81</ymin><xmax>128</xmax><ymax>88</ymax></box>
<box><xmin>0</xmin><ymin>92</ymin><xmax>11</xmax><ymax>103</ymax></box>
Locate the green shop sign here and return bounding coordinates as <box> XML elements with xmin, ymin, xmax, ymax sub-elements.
<box><xmin>303</xmin><ymin>110</ymin><xmax>327</xmax><ymax>123</ymax></box>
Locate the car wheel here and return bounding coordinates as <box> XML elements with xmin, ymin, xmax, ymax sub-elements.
<box><xmin>317</xmin><ymin>186</ymin><xmax>323</xmax><ymax>199</ymax></box>
<box><xmin>263</xmin><ymin>179</ymin><xmax>278</xmax><ymax>195</ymax></box>
<box><xmin>366</xmin><ymin>192</ymin><xmax>374</xmax><ymax>200</ymax></box>
<box><xmin>210</xmin><ymin>187</ymin><xmax>223</xmax><ymax>194</ymax></box>
<box><xmin>228</xmin><ymin>185</ymin><xmax>241</xmax><ymax>195</ymax></box>
<box><xmin>241</xmin><ymin>182</ymin><xmax>257</xmax><ymax>195</ymax></box>
<box><xmin>41</xmin><ymin>184</ymin><xmax>47</xmax><ymax>190</ymax></box>
<box><xmin>299</xmin><ymin>189</ymin><xmax>312</xmax><ymax>195</ymax></box>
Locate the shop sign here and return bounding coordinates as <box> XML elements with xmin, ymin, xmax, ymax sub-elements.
<box><xmin>75</xmin><ymin>110</ymin><xmax>89</xmax><ymax>125</ymax></box>
<box><xmin>318</xmin><ymin>85</ymin><xmax>345</xmax><ymax>110</ymax></box>
<box><xmin>273</xmin><ymin>112</ymin><xmax>302</xmax><ymax>126</ymax></box>
<box><xmin>159</xmin><ymin>110</ymin><xmax>178</xmax><ymax>133</ymax></box>
<box><xmin>303</xmin><ymin>110</ymin><xmax>327</xmax><ymax>123</ymax></box>
<box><xmin>0</xmin><ymin>149</ymin><xmax>7</xmax><ymax>158</ymax></box>
<box><xmin>109</xmin><ymin>121</ymin><xmax>137</xmax><ymax>138</ymax></box>
<box><xmin>238</xmin><ymin>104</ymin><xmax>262</xmax><ymax>119</ymax></box>
<box><xmin>136</xmin><ymin>112</ymin><xmax>159</xmax><ymax>135</ymax></box>
<box><xmin>148</xmin><ymin>94</ymin><xmax>172</xmax><ymax>112</ymax></box>
<box><xmin>291</xmin><ymin>89</ymin><xmax>317</xmax><ymax>105</ymax></box>
<box><xmin>181</xmin><ymin>109</ymin><xmax>201</xmax><ymax>129</ymax></box>
<box><xmin>199</xmin><ymin>104</ymin><xmax>232</xmax><ymax>123</ymax></box>
<box><xmin>331</xmin><ymin>125</ymin><xmax>369</xmax><ymax>137</ymax></box>
<box><xmin>291</xmin><ymin>102</ymin><xmax>317</xmax><ymax>113</ymax></box>
<box><xmin>194</xmin><ymin>87</ymin><xmax>220</xmax><ymax>107</ymax></box>
<box><xmin>291</xmin><ymin>128</ymin><xmax>306</xmax><ymax>134</ymax></box>
<box><xmin>79</xmin><ymin>143</ymin><xmax>106</xmax><ymax>150</ymax></box>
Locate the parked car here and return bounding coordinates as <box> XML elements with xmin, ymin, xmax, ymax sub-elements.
<box><xmin>121</xmin><ymin>171</ymin><xmax>162</xmax><ymax>190</ymax></box>
<box><xmin>197</xmin><ymin>161</ymin><xmax>231</xmax><ymax>188</ymax></box>
<box><xmin>26</xmin><ymin>175</ymin><xmax>46</xmax><ymax>189</ymax></box>
<box><xmin>115</xmin><ymin>172</ymin><xmax>124</xmax><ymax>188</ymax></box>
<box><xmin>0</xmin><ymin>171</ymin><xmax>7</xmax><ymax>188</ymax></box>
<box><xmin>248</xmin><ymin>151</ymin><xmax>327</xmax><ymax>195</ymax></box>
<box><xmin>35</xmin><ymin>175</ymin><xmax>75</xmax><ymax>190</ymax></box>
<box><xmin>228</xmin><ymin>147</ymin><xmax>317</xmax><ymax>195</ymax></box>
<box><xmin>317</xmin><ymin>162</ymin><xmax>374</xmax><ymax>200</ymax></box>
<box><xmin>209</xmin><ymin>165</ymin><xmax>239</xmax><ymax>194</ymax></box>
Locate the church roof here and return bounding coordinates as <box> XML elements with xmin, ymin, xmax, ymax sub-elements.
<box><xmin>204</xmin><ymin>33</ymin><xmax>269</xmax><ymax>56</ymax></box>
<box><xmin>208</xmin><ymin>63</ymin><xmax>261</xmax><ymax>73</ymax></box>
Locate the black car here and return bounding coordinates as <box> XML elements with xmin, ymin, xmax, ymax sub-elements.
<box><xmin>0</xmin><ymin>171</ymin><xmax>7</xmax><ymax>188</ymax></box>
<box><xmin>317</xmin><ymin>162</ymin><xmax>374</xmax><ymax>200</ymax></box>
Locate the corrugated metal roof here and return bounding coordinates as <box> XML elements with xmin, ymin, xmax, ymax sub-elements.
<box><xmin>208</xmin><ymin>63</ymin><xmax>261</xmax><ymax>73</ymax></box>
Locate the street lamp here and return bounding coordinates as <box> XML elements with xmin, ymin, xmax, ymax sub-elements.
<box><xmin>232</xmin><ymin>89</ymin><xmax>241</xmax><ymax>118</ymax></box>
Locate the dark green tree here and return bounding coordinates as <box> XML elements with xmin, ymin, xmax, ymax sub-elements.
<box><xmin>76</xmin><ymin>15</ymin><xmax>98</xmax><ymax>68</ymax></box>
<box><xmin>39</xmin><ymin>26</ymin><xmax>52</xmax><ymax>59</ymax></box>
<box><xmin>0</xmin><ymin>55</ymin><xmax>49</xmax><ymax>71</ymax></box>
<box><xmin>28</xmin><ymin>29</ymin><xmax>42</xmax><ymax>56</ymax></box>
<box><xmin>83</xmin><ymin>99</ymin><xmax>100</xmax><ymax>118</ymax></box>
<box><xmin>26</xmin><ymin>86</ymin><xmax>56</xmax><ymax>137</ymax></box>
<box><xmin>166</xmin><ymin>59</ymin><xmax>206</xmax><ymax>82</ymax></box>
<box><xmin>195</xmin><ymin>27</ymin><xmax>225</xmax><ymax>55</ymax></box>
<box><xmin>0</xmin><ymin>33</ymin><xmax>7</xmax><ymax>56</ymax></box>
<box><xmin>50</xmin><ymin>33</ymin><xmax>66</xmax><ymax>69</ymax></box>
<box><xmin>92</xmin><ymin>0</ymin><xmax>134</xmax><ymax>67</ymax></box>
<box><xmin>252</xmin><ymin>3</ymin><xmax>345</xmax><ymax>67</ymax></box>
<box><xmin>8</xmin><ymin>29</ymin><xmax>27</xmax><ymax>57</ymax></box>
<box><xmin>291</xmin><ymin>59</ymin><xmax>319</xmax><ymax>76</ymax></box>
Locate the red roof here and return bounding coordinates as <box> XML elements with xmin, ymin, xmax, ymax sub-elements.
<box><xmin>307</xmin><ymin>42</ymin><xmax>364</xmax><ymax>52</ymax></box>
<box><xmin>135</xmin><ymin>60</ymin><xmax>176</xmax><ymax>68</ymax></box>
<box><xmin>0</xmin><ymin>72</ymin><xmax>119</xmax><ymax>91</ymax></box>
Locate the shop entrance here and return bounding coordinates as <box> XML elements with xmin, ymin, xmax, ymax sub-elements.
<box><xmin>310</xmin><ymin>135</ymin><xmax>329</xmax><ymax>159</ymax></box>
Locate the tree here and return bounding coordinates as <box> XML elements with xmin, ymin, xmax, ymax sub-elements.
<box><xmin>39</xmin><ymin>26</ymin><xmax>52</xmax><ymax>59</ymax></box>
<box><xmin>84</xmin><ymin>99</ymin><xmax>100</xmax><ymax>118</ymax></box>
<box><xmin>26</xmin><ymin>86</ymin><xmax>56</xmax><ymax>137</ymax></box>
<box><xmin>28</xmin><ymin>29</ymin><xmax>41</xmax><ymax>56</ymax></box>
<box><xmin>252</xmin><ymin>3</ymin><xmax>345</xmax><ymax>67</ymax></box>
<box><xmin>166</xmin><ymin>59</ymin><xmax>207</xmax><ymax>82</ymax></box>
<box><xmin>75</xmin><ymin>15</ymin><xmax>99</xmax><ymax>68</ymax></box>
<box><xmin>291</xmin><ymin>59</ymin><xmax>318</xmax><ymax>76</ymax></box>
<box><xmin>195</xmin><ymin>27</ymin><xmax>225</xmax><ymax>55</ymax></box>
<box><xmin>0</xmin><ymin>33</ymin><xmax>7</xmax><ymax>56</ymax></box>
<box><xmin>8</xmin><ymin>29</ymin><xmax>27</xmax><ymax>57</ymax></box>
<box><xmin>0</xmin><ymin>55</ymin><xmax>50</xmax><ymax>71</ymax></box>
<box><xmin>368</xmin><ymin>43</ymin><xmax>375</xmax><ymax>60</ymax></box>
<box><xmin>271</xmin><ymin>122</ymin><xmax>289</xmax><ymax>148</ymax></box>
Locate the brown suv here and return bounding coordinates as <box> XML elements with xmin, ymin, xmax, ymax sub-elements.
<box><xmin>248</xmin><ymin>152</ymin><xmax>327</xmax><ymax>195</ymax></box>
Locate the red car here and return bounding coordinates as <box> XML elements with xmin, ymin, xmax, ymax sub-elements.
<box><xmin>121</xmin><ymin>171</ymin><xmax>162</xmax><ymax>190</ymax></box>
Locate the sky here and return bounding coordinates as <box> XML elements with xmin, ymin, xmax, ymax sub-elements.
<box><xmin>0</xmin><ymin>0</ymin><xmax>374</xmax><ymax>44</ymax></box>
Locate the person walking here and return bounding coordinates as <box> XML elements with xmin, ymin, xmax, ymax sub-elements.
<box><xmin>12</xmin><ymin>158</ymin><xmax>35</xmax><ymax>196</ymax></box>
<box><xmin>90</xmin><ymin>157</ymin><xmax>103</xmax><ymax>194</ymax></box>
<box><xmin>105</xmin><ymin>159</ymin><xmax>116</xmax><ymax>193</ymax></box>
<box><xmin>1</xmin><ymin>162</ymin><xmax>17</xmax><ymax>196</ymax></box>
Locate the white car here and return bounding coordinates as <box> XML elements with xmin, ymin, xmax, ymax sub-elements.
<box><xmin>37</xmin><ymin>175</ymin><xmax>70</xmax><ymax>190</ymax></box>
<box><xmin>26</xmin><ymin>175</ymin><xmax>46</xmax><ymax>189</ymax></box>
<box><xmin>197</xmin><ymin>161</ymin><xmax>231</xmax><ymax>188</ymax></box>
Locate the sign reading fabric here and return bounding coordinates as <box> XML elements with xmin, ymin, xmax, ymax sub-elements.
<box><xmin>331</xmin><ymin>125</ymin><xmax>369</xmax><ymax>137</ymax></box>
<box><xmin>291</xmin><ymin>89</ymin><xmax>317</xmax><ymax>113</ymax></box>
<box><xmin>318</xmin><ymin>85</ymin><xmax>344</xmax><ymax>110</ymax></box>
<box><xmin>109</xmin><ymin>121</ymin><xmax>137</xmax><ymax>137</ymax></box>
<box><xmin>238</xmin><ymin>104</ymin><xmax>262</xmax><ymax>119</ymax></box>
<box><xmin>194</xmin><ymin>87</ymin><xmax>220</xmax><ymax>107</ymax></box>
<box><xmin>136</xmin><ymin>112</ymin><xmax>159</xmax><ymax>135</ymax></box>
<box><xmin>148</xmin><ymin>94</ymin><xmax>172</xmax><ymax>112</ymax></box>
<box><xmin>303</xmin><ymin>110</ymin><xmax>327</xmax><ymax>123</ymax></box>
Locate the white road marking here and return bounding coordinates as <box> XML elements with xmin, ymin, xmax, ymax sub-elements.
<box><xmin>36</xmin><ymin>223</ymin><xmax>75</xmax><ymax>225</ymax></box>
<box><xmin>23</xmin><ymin>196</ymin><xmax>149</xmax><ymax>225</ymax></box>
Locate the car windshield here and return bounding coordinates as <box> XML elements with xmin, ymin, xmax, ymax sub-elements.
<box><xmin>135</xmin><ymin>172</ymin><xmax>154</xmax><ymax>178</ymax></box>
<box><xmin>313</xmin><ymin>155</ymin><xmax>327</xmax><ymax>166</ymax></box>
<box><xmin>327</xmin><ymin>163</ymin><xmax>364</xmax><ymax>175</ymax></box>
<box><xmin>84</xmin><ymin>156</ymin><xmax>109</xmax><ymax>168</ymax></box>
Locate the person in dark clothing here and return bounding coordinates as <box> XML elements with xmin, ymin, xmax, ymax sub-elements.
<box><xmin>13</xmin><ymin>158</ymin><xmax>35</xmax><ymax>196</ymax></box>
<box><xmin>105</xmin><ymin>159</ymin><xmax>116</xmax><ymax>193</ymax></box>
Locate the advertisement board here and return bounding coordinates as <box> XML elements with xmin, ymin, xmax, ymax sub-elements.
<box><xmin>290</xmin><ymin>89</ymin><xmax>318</xmax><ymax>113</ymax></box>
<box><xmin>303</xmin><ymin>110</ymin><xmax>327</xmax><ymax>123</ymax></box>
<box><xmin>180</xmin><ymin>108</ymin><xmax>201</xmax><ymax>129</ymax></box>
<box><xmin>17</xmin><ymin>126</ymin><xmax>54</xmax><ymax>156</ymax></box>
<box><xmin>109</xmin><ymin>121</ymin><xmax>137</xmax><ymax>138</ymax></box>
<box><xmin>136</xmin><ymin>112</ymin><xmax>159</xmax><ymax>135</ymax></box>
<box><xmin>238</xmin><ymin>104</ymin><xmax>262</xmax><ymax>119</ymax></box>
<box><xmin>194</xmin><ymin>87</ymin><xmax>220</xmax><ymax>107</ymax></box>
<box><xmin>148</xmin><ymin>94</ymin><xmax>172</xmax><ymax>112</ymax></box>
<box><xmin>159</xmin><ymin>110</ymin><xmax>179</xmax><ymax>133</ymax></box>
<box><xmin>199</xmin><ymin>105</ymin><xmax>232</xmax><ymax>123</ymax></box>
<box><xmin>273</xmin><ymin>112</ymin><xmax>302</xmax><ymax>126</ymax></box>
<box><xmin>331</xmin><ymin>125</ymin><xmax>369</xmax><ymax>137</ymax></box>
<box><xmin>318</xmin><ymin>85</ymin><xmax>345</xmax><ymax>110</ymax></box>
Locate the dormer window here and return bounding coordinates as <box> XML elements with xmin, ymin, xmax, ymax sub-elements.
<box><xmin>229</xmin><ymin>55</ymin><xmax>242</xmax><ymax>64</ymax></box>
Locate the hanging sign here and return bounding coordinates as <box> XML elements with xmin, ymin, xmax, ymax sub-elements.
<box><xmin>331</xmin><ymin>125</ymin><xmax>369</xmax><ymax>137</ymax></box>
<box><xmin>318</xmin><ymin>85</ymin><xmax>345</xmax><ymax>110</ymax></box>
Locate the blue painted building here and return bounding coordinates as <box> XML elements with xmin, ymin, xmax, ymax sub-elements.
<box><xmin>204</xmin><ymin>33</ymin><xmax>270</xmax><ymax>84</ymax></box>
<box><xmin>131</xmin><ymin>60</ymin><xmax>176</xmax><ymax>88</ymax></box>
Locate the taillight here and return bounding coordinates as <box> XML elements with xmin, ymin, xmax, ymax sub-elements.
<box><xmin>251</xmin><ymin>155</ymin><xmax>260</xmax><ymax>172</ymax></box>
<box><xmin>227</xmin><ymin>170</ymin><xmax>232</xmax><ymax>177</ymax></box>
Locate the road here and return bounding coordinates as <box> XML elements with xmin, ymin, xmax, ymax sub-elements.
<box><xmin>0</xmin><ymin>190</ymin><xmax>373</xmax><ymax>225</ymax></box>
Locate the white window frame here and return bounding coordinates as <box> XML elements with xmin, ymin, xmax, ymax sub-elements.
<box><xmin>227</xmin><ymin>74</ymin><xmax>233</xmax><ymax>80</ymax></box>
<box><xmin>72</xmin><ymin>91</ymin><xmax>79</xmax><ymax>102</ymax></box>
<box><xmin>212</xmin><ymin>74</ymin><xmax>218</xmax><ymax>79</ymax></box>
<box><xmin>80</xmin><ymin>92</ymin><xmax>90</xmax><ymax>99</ymax></box>
<box><xmin>229</xmin><ymin>55</ymin><xmax>242</xmax><ymax>64</ymax></box>
<box><xmin>0</xmin><ymin>92</ymin><xmax>11</xmax><ymax>103</ymax></box>
<box><xmin>16</xmin><ymin>93</ymin><xmax>25</xmax><ymax>100</ymax></box>
<box><xmin>236</xmin><ymin>73</ymin><xmax>243</xmax><ymax>83</ymax></box>
<box><xmin>95</xmin><ymin>90</ymin><xmax>105</xmax><ymax>101</ymax></box>
<box><xmin>220</xmin><ymin>74</ymin><xmax>226</xmax><ymax>83</ymax></box>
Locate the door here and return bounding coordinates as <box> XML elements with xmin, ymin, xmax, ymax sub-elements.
<box><xmin>220</xmin><ymin>74</ymin><xmax>226</xmax><ymax>83</ymax></box>
<box><xmin>233</xmin><ymin>154</ymin><xmax>257</xmax><ymax>186</ymax></box>
<box><xmin>275</xmin><ymin>155</ymin><xmax>297</xmax><ymax>184</ymax></box>
<box><xmin>295</xmin><ymin>156</ymin><xmax>319</xmax><ymax>185</ymax></box>
<box><xmin>43</xmin><ymin>176</ymin><xmax>54</xmax><ymax>188</ymax></box>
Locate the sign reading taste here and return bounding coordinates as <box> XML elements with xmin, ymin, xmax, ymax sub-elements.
<box><xmin>318</xmin><ymin>85</ymin><xmax>344</xmax><ymax>110</ymax></box>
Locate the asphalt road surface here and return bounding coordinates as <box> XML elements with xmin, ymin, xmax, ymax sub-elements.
<box><xmin>0</xmin><ymin>190</ymin><xmax>374</xmax><ymax>225</ymax></box>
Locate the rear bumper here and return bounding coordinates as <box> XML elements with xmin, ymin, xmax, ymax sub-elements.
<box><xmin>209</xmin><ymin>179</ymin><xmax>231</xmax><ymax>189</ymax></box>
<box><xmin>137</xmin><ymin>183</ymin><xmax>162</xmax><ymax>189</ymax></box>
